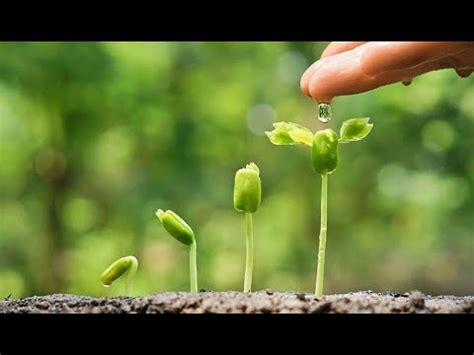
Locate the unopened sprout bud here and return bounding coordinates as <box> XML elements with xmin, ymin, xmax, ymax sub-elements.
<box><xmin>100</xmin><ymin>255</ymin><xmax>138</xmax><ymax>296</ymax></box>
<box><xmin>156</xmin><ymin>209</ymin><xmax>195</xmax><ymax>246</ymax></box>
<box><xmin>234</xmin><ymin>162</ymin><xmax>262</xmax><ymax>292</ymax></box>
<box><xmin>156</xmin><ymin>209</ymin><xmax>198</xmax><ymax>292</ymax></box>
<box><xmin>312</xmin><ymin>129</ymin><xmax>339</xmax><ymax>175</ymax></box>
<box><xmin>233</xmin><ymin>162</ymin><xmax>261</xmax><ymax>213</ymax></box>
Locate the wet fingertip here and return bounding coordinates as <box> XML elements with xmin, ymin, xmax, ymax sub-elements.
<box><xmin>302</xmin><ymin>88</ymin><xmax>313</xmax><ymax>98</ymax></box>
<box><xmin>300</xmin><ymin>72</ymin><xmax>313</xmax><ymax>97</ymax></box>
<box><xmin>308</xmin><ymin>74</ymin><xmax>321</xmax><ymax>101</ymax></box>
<box><xmin>308</xmin><ymin>79</ymin><xmax>333</xmax><ymax>104</ymax></box>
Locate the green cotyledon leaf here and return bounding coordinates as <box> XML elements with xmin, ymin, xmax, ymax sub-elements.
<box><xmin>339</xmin><ymin>118</ymin><xmax>373</xmax><ymax>143</ymax></box>
<box><xmin>288</xmin><ymin>129</ymin><xmax>313</xmax><ymax>146</ymax></box>
<box><xmin>265</xmin><ymin>122</ymin><xmax>313</xmax><ymax>146</ymax></box>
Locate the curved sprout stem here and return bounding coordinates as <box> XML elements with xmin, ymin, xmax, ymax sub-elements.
<box><xmin>124</xmin><ymin>256</ymin><xmax>138</xmax><ymax>296</ymax></box>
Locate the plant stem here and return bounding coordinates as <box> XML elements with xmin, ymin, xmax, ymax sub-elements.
<box><xmin>315</xmin><ymin>174</ymin><xmax>328</xmax><ymax>297</ymax></box>
<box><xmin>189</xmin><ymin>241</ymin><xmax>198</xmax><ymax>292</ymax></box>
<box><xmin>124</xmin><ymin>257</ymin><xmax>138</xmax><ymax>297</ymax></box>
<box><xmin>244</xmin><ymin>212</ymin><xmax>254</xmax><ymax>292</ymax></box>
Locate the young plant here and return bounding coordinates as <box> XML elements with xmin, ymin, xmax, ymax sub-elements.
<box><xmin>155</xmin><ymin>209</ymin><xmax>198</xmax><ymax>293</ymax></box>
<box><xmin>100</xmin><ymin>255</ymin><xmax>138</xmax><ymax>296</ymax></box>
<box><xmin>233</xmin><ymin>162</ymin><xmax>261</xmax><ymax>292</ymax></box>
<box><xmin>266</xmin><ymin>118</ymin><xmax>373</xmax><ymax>297</ymax></box>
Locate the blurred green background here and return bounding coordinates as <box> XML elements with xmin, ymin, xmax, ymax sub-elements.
<box><xmin>0</xmin><ymin>42</ymin><xmax>472</xmax><ymax>297</ymax></box>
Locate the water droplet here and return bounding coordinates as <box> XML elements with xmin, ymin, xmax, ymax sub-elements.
<box><xmin>103</xmin><ymin>284</ymin><xmax>110</xmax><ymax>288</ymax></box>
<box><xmin>318</xmin><ymin>103</ymin><xmax>331</xmax><ymax>123</ymax></box>
<box><xmin>402</xmin><ymin>79</ymin><xmax>412</xmax><ymax>86</ymax></box>
<box><xmin>455</xmin><ymin>68</ymin><xmax>473</xmax><ymax>78</ymax></box>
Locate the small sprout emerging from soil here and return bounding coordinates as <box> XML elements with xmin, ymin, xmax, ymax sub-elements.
<box><xmin>156</xmin><ymin>209</ymin><xmax>198</xmax><ymax>293</ymax></box>
<box><xmin>100</xmin><ymin>255</ymin><xmax>138</xmax><ymax>296</ymax></box>
<box><xmin>266</xmin><ymin>118</ymin><xmax>373</xmax><ymax>297</ymax></box>
<box><xmin>234</xmin><ymin>162</ymin><xmax>262</xmax><ymax>292</ymax></box>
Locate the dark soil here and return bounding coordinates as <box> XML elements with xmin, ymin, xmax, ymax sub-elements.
<box><xmin>1</xmin><ymin>290</ymin><xmax>472</xmax><ymax>314</ymax></box>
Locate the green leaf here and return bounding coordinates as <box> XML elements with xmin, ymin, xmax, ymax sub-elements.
<box><xmin>339</xmin><ymin>118</ymin><xmax>373</xmax><ymax>143</ymax></box>
<box><xmin>265</xmin><ymin>122</ymin><xmax>313</xmax><ymax>146</ymax></box>
<box><xmin>289</xmin><ymin>129</ymin><xmax>314</xmax><ymax>146</ymax></box>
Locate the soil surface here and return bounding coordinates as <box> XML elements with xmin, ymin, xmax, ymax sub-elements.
<box><xmin>1</xmin><ymin>290</ymin><xmax>472</xmax><ymax>314</ymax></box>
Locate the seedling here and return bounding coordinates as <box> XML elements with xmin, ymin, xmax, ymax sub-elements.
<box><xmin>100</xmin><ymin>255</ymin><xmax>138</xmax><ymax>296</ymax></box>
<box><xmin>156</xmin><ymin>209</ymin><xmax>198</xmax><ymax>292</ymax></box>
<box><xmin>233</xmin><ymin>162</ymin><xmax>262</xmax><ymax>292</ymax></box>
<box><xmin>266</xmin><ymin>118</ymin><xmax>373</xmax><ymax>296</ymax></box>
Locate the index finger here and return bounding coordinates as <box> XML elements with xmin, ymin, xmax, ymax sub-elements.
<box><xmin>321</xmin><ymin>42</ymin><xmax>368</xmax><ymax>58</ymax></box>
<box><xmin>301</xmin><ymin>42</ymin><xmax>367</xmax><ymax>96</ymax></box>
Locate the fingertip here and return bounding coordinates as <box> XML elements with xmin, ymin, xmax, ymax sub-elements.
<box><xmin>307</xmin><ymin>68</ymin><xmax>335</xmax><ymax>104</ymax></box>
<box><xmin>321</xmin><ymin>41</ymin><xmax>368</xmax><ymax>59</ymax></box>
<box><xmin>321</xmin><ymin>44</ymin><xmax>341</xmax><ymax>58</ymax></box>
<box><xmin>308</xmin><ymin>73</ymin><xmax>324</xmax><ymax>103</ymax></box>
<box><xmin>300</xmin><ymin>71</ymin><xmax>310</xmax><ymax>97</ymax></box>
<box><xmin>300</xmin><ymin>63</ymin><xmax>317</xmax><ymax>97</ymax></box>
<box><xmin>300</xmin><ymin>84</ymin><xmax>312</xmax><ymax>98</ymax></box>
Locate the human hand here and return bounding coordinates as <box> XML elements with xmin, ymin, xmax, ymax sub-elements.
<box><xmin>300</xmin><ymin>42</ymin><xmax>474</xmax><ymax>104</ymax></box>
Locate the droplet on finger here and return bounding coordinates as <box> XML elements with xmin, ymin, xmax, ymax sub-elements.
<box><xmin>318</xmin><ymin>103</ymin><xmax>332</xmax><ymax>123</ymax></box>
<box><xmin>455</xmin><ymin>69</ymin><xmax>473</xmax><ymax>78</ymax></box>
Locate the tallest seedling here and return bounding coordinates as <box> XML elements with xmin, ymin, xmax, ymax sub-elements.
<box><xmin>266</xmin><ymin>118</ymin><xmax>373</xmax><ymax>296</ymax></box>
<box><xmin>311</xmin><ymin>129</ymin><xmax>338</xmax><ymax>297</ymax></box>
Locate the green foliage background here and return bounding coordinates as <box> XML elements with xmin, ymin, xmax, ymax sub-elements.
<box><xmin>0</xmin><ymin>42</ymin><xmax>472</xmax><ymax>297</ymax></box>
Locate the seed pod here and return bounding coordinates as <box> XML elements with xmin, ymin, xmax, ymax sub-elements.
<box><xmin>233</xmin><ymin>162</ymin><xmax>261</xmax><ymax>213</ymax></box>
<box><xmin>100</xmin><ymin>256</ymin><xmax>138</xmax><ymax>287</ymax></box>
<box><xmin>156</xmin><ymin>209</ymin><xmax>195</xmax><ymax>246</ymax></box>
<box><xmin>312</xmin><ymin>129</ymin><xmax>339</xmax><ymax>175</ymax></box>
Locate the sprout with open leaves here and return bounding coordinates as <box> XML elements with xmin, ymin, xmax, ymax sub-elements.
<box><xmin>266</xmin><ymin>117</ymin><xmax>373</xmax><ymax>296</ymax></box>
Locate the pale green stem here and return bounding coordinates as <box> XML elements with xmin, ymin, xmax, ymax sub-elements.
<box><xmin>244</xmin><ymin>212</ymin><xmax>254</xmax><ymax>293</ymax></box>
<box><xmin>189</xmin><ymin>241</ymin><xmax>198</xmax><ymax>293</ymax></box>
<box><xmin>315</xmin><ymin>174</ymin><xmax>328</xmax><ymax>297</ymax></box>
<box><xmin>124</xmin><ymin>257</ymin><xmax>138</xmax><ymax>297</ymax></box>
